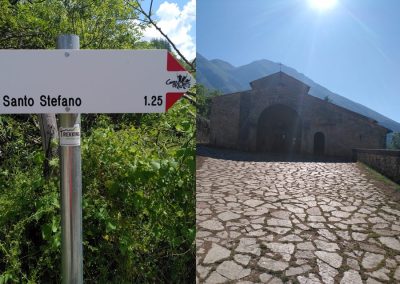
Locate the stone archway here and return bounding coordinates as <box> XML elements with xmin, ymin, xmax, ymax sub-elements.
<box><xmin>256</xmin><ymin>104</ymin><xmax>302</xmax><ymax>153</ymax></box>
<box><xmin>313</xmin><ymin>132</ymin><xmax>325</xmax><ymax>155</ymax></box>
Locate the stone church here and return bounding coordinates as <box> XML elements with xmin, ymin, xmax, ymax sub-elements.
<box><xmin>209</xmin><ymin>72</ymin><xmax>390</xmax><ymax>159</ymax></box>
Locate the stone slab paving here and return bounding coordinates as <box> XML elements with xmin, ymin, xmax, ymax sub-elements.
<box><xmin>196</xmin><ymin>155</ymin><xmax>400</xmax><ymax>284</ymax></box>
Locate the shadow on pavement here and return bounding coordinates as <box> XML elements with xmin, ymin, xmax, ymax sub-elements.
<box><xmin>197</xmin><ymin>144</ymin><xmax>352</xmax><ymax>163</ymax></box>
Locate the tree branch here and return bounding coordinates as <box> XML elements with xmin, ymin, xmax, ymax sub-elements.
<box><xmin>183</xmin><ymin>93</ymin><xmax>197</xmax><ymax>107</ymax></box>
<box><xmin>130</xmin><ymin>0</ymin><xmax>195</xmax><ymax>73</ymax></box>
<box><xmin>149</xmin><ymin>0</ymin><xmax>153</xmax><ymax>16</ymax></box>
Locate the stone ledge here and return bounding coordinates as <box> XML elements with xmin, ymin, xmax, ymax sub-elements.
<box><xmin>353</xmin><ymin>148</ymin><xmax>400</xmax><ymax>157</ymax></box>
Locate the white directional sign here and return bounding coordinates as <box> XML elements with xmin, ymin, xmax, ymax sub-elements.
<box><xmin>0</xmin><ymin>50</ymin><xmax>194</xmax><ymax>113</ymax></box>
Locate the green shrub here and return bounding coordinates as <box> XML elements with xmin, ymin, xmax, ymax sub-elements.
<box><xmin>0</xmin><ymin>100</ymin><xmax>195</xmax><ymax>283</ymax></box>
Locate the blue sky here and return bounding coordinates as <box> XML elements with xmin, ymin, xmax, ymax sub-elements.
<box><xmin>197</xmin><ymin>0</ymin><xmax>400</xmax><ymax>123</ymax></box>
<box><xmin>141</xmin><ymin>0</ymin><xmax>195</xmax><ymax>59</ymax></box>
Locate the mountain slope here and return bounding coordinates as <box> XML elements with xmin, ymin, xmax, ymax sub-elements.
<box><xmin>197</xmin><ymin>53</ymin><xmax>400</xmax><ymax>132</ymax></box>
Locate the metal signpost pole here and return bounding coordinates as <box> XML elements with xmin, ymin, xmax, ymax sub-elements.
<box><xmin>57</xmin><ymin>34</ymin><xmax>83</xmax><ymax>284</ymax></box>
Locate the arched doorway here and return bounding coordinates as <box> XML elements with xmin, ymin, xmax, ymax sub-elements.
<box><xmin>313</xmin><ymin>132</ymin><xmax>325</xmax><ymax>155</ymax></box>
<box><xmin>256</xmin><ymin>104</ymin><xmax>302</xmax><ymax>153</ymax></box>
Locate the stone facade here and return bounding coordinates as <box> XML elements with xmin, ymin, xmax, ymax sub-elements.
<box><xmin>209</xmin><ymin>72</ymin><xmax>389</xmax><ymax>159</ymax></box>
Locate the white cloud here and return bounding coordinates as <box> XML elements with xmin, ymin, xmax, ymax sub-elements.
<box><xmin>142</xmin><ymin>0</ymin><xmax>196</xmax><ymax>60</ymax></box>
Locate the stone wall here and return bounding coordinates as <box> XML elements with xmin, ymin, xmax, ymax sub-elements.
<box><xmin>353</xmin><ymin>149</ymin><xmax>400</xmax><ymax>184</ymax></box>
<box><xmin>298</xmin><ymin>95</ymin><xmax>387</xmax><ymax>158</ymax></box>
<box><xmin>197</xmin><ymin>116</ymin><xmax>210</xmax><ymax>144</ymax></box>
<box><xmin>209</xmin><ymin>93</ymin><xmax>241</xmax><ymax>149</ymax></box>
<box><xmin>233</xmin><ymin>89</ymin><xmax>387</xmax><ymax>158</ymax></box>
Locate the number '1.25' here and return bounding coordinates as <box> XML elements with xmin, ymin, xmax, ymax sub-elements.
<box><xmin>144</xmin><ymin>95</ymin><xmax>163</xmax><ymax>106</ymax></box>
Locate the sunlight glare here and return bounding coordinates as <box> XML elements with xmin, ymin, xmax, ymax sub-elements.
<box><xmin>309</xmin><ymin>0</ymin><xmax>337</xmax><ymax>11</ymax></box>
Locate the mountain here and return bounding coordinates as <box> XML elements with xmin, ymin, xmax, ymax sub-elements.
<box><xmin>197</xmin><ymin>53</ymin><xmax>400</xmax><ymax>132</ymax></box>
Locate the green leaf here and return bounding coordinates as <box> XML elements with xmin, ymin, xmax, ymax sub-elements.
<box><xmin>42</xmin><ymin>224</ymin><xmax>52</xmax><ymax>241</ymax></box>
<box><xmin>136</xmin><ymin>190</ymin><xmax>144</xmax><ymax>198</ymax></box>
<box><xmin>106</xmin><ymin>222</ymin><xmax>116</xmax><ymax>232</ymax></box>
<box><xmin>51</xmin><ymin>217</ymin><xmax>58</xmax><ymax>233</ymax></box>
<box><xmin>150</xmin><ymin>160</ymin><xmax>160</xmax><ymax>171</ymax></box>
<box><xmin>49</xmin><ymin>158</ymin><xmax>59</xmax><ymax>167</ymax></box>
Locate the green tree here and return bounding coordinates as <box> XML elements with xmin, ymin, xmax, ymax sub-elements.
<box><xmin>197</xmin><ymin>84</ymin><xmax>222</xmax><ymax>118</ymax></box>
<box><xmin>323</xmin><ymin>95</ymin><xmax>332</xmax><ymax>103</ymax></box>
<box><xmin>150</xmin><ymin>38</ymin><xmax>171</xmax><ymax>51</ymax></box>
<box><xmin>0</xmin><ymin>0</ymin><xmax>146</xmax><ymax>49</ymax></box>
<box><xmin>390</xmin><ymin>132</ymin><xmax>400</xmax><ymax>149</ymax></box>
<box><xmin>0</xmin><ymin>0</ymin><xmax>149</xmax><ymax>174</ymax></box>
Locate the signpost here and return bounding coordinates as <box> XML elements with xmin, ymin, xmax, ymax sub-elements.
<box><xmin>57</xmin><ymin>34</ymin><xmax>82</xmax><ymax>284</ymax></box>
<box><xmin>0</xmin><ymin>46</ymin><xmax>194</xmax><ymax>114</ymax></box>
<box><xmin>0</xmin><ymin>34</ymin><xmax>194</xmax><ymax>283</ymax></box>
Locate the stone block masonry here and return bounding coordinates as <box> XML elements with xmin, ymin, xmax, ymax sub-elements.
<box><xmin>209</xmin><ymin>72</ymin><xmax>389</xmax><ymax>159</ymax></box>
<box><xmin>353</xmin><ymin>149</ymin><xmax>400</xmax><ymax>184</ymax></box>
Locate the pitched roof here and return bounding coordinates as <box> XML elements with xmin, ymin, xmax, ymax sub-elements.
<box><xmin>250</xmin><ymin>71</ymin><xmax>310</xmax><ymax>93</ymax></box>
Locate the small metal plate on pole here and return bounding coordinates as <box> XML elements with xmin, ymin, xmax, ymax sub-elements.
<box><xmin>59</xmin><ymin>124</ymin><xmax>81</xmax><ymax>146</ymax></box>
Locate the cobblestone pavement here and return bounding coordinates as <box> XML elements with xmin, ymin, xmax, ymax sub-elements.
<box><xmin>196</xmin><ymin>151</ymin><xmax>400</xmax><ymax>284</ymax></box>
